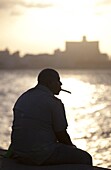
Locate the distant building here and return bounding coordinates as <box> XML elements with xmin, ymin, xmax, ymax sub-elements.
<box><xmin>64</xmin><ymin>36</ymin><xmax>108</xmax><ymax>62</ymax></box>
<box><xmin>54</xmin><ymin>36</ymin><xmax>110</xmax><ymax>68</ymax></box>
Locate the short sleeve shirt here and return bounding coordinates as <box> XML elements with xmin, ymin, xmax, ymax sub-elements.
<box><xmin>11</xmin><ymin>84</ymin><xmax>68</xmax><ymax>164</ymax></box>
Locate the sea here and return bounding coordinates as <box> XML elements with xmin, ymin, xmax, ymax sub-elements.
<box><xmin>0</xmin><ymin>69</ymin><xmax>111</xmax><ymax>168</ymax></box>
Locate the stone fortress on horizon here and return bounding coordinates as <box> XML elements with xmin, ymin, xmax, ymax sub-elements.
<box><xmin>0</xmin><ymin>36</ymin><xmax>111</xmax><ymax>69</ymax></box>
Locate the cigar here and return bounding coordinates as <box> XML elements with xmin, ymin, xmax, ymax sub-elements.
<box><xmin>61</xmin><ymin>89</ymin><xmax>71</xmax><ymax>94</ymax></box>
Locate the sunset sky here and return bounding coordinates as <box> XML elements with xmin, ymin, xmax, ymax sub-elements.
<box><xmin>0</xmin><ymin>0</ymin><xmax>111</xmax><ymax>57</ymax></box>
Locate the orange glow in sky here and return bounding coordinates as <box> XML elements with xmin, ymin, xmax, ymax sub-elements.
<box><xmin>0</xmin><ymin>0</ymin><xmax>111</xmax><ymax>56</ymax></box>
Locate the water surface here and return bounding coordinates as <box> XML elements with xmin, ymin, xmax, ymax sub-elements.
<box><xmin>0</xmin><ymin>69</ymin><xmax>111</xmax><ymax>168</ymax></box>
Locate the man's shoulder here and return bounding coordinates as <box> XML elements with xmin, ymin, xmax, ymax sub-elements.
<box><xmin>53</xmin><ymin>96</ymin><xmax>62</xmax><ymax>104</ymax></box>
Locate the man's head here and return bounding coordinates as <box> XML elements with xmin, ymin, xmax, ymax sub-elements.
<box><xmin>38</xmin><ymin>68</ymin><xmax>62</xmax><ymax>95</ymax></box>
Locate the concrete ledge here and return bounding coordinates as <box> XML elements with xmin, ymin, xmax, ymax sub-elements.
<box><xmin>0</xmin><ymin>148</ymin><xmax>110</xmax><ymax>170</ymax></box>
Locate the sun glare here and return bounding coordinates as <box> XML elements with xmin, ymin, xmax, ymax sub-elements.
<box><xmin>59</xmin><ymin>77</ymin><xmax>94</xmax><ymax>108</ymax></box>
<box><xmin>20</xmin><ymin>0</ymin><xmax>101</xmax><ymax>45</ymax></box>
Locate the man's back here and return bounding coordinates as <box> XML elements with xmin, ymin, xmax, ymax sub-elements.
<box><xmin>11</xmin><ymin>84</ymin><xmax>67</xmax><ymax>163</ymax></box>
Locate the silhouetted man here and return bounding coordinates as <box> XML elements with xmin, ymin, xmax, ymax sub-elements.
<box><xmin>9</xmin><ymin>68</ymin><xmax>92</xmax><ymax>165</ymax></box>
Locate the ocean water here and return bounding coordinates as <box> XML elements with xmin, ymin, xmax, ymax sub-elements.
<box><xmin>0</xmin><ymin>69</ymin><xmax>111</xmax><ymax>168</ymax></box>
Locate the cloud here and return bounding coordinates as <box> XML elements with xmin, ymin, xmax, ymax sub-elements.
<box><xmin>0</xmin><ymin>0</ymin><xmax>53</xmax><ymax>10</ymax></box>
<box><xmin>22</xmin><ymin>2</ymin><xmax>53</xmax><ymax>8</ymax></box>
<box><xmin>96</xmin><ymin>0</ymin><xmax>111</xmax><ymax>6</ymax></box>
<box><xmin>0</xmin><ymin>0</ymin><xmax>11</xmax><ymax>9</ymax></box>
<box><xmin>0</xmin><ymin>0</ymin><xmax>54</xmax><ymax>16</ymax></box>
<box><xmin>94</xmin><ymin>0</ymin><xmax>111</xmax><ymax>16</ymax></box>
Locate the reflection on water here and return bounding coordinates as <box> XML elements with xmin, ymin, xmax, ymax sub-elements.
<box><xmin>0</xmin><ymin>69</ymin><xmax>111</xmax><ymax>168</ymax></box>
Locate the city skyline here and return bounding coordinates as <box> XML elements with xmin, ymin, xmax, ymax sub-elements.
<box><xmin>0</xmin><ymin>0</ymin><xmax>111</xmax><ymax>57</ymax></box>
<box><xmin>0</xmin><ymin>36</ymin><xmax>111</xmax><ymax>70</ymax></box>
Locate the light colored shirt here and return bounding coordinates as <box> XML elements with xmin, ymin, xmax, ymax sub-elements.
<box><xmin>11</xmin><ymin>84</ymin><xmax>68</xmax><ymax>164</ymax></box>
